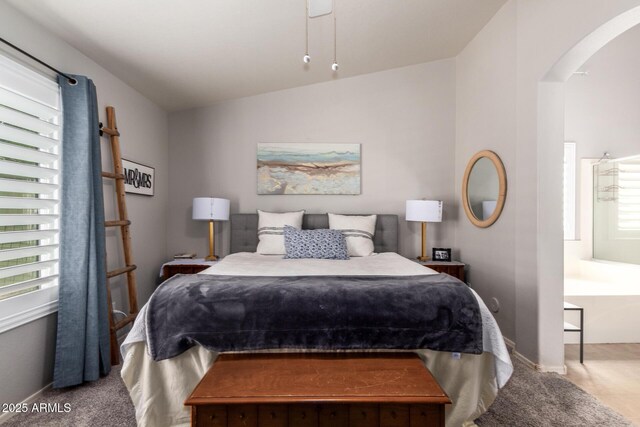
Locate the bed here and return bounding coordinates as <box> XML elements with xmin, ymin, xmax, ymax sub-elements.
<box><xmin>121</xmin><ymin>213</ymin><xmax>512</xmax><ymax>427</ymax></box>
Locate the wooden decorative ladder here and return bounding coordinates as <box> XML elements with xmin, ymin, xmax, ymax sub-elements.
<box><xmin>99</xmin><ymin>106</ymin><xmax>138</xmax><ymax>365</ymax></box>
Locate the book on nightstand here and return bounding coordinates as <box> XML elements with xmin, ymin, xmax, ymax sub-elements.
<box><xmin>173</xmin><ymin>253</ymin><xmax>196</xmax><ymax>259</ymax></box>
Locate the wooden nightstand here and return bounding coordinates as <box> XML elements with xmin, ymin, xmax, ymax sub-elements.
<box><xmin>161</xmin><ymin>259</ymin><xmax>219</xmax><ymax>281</ymax></box>
<box><xmin>417</xmin><ymin>260</ymin><xmax>466</xmax><ymax>282</ymax></box>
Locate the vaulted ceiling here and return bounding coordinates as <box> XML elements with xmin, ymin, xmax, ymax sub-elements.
<box><xmin>8</xmin><ymin>0</ymin><xmax>506</xmax><ymax>111</ymax></box>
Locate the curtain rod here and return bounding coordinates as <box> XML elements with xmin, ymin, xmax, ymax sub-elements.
<box><xmin>0</xmin><ymin>36</ymin><xmax>77</xmax><ymax>85</ymax></box>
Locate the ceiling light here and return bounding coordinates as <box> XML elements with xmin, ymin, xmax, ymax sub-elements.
<box><xmin>303</xmin><ymin>0</ymin><xmax>311</xmax><ymax>64</ymax></box>
<box><xmin>303</xmin><ymin>0</ymin><xmax>339</xmax><ymax>73</ymax></box>
<box><xmin>332</xmin><ymin>0</ymin><xmax>338</xmax><ymax>72</ymax></box>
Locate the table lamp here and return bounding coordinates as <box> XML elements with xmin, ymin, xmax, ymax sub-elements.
<box><xmin>406</xmin><ymin>200</ymin><xmax>443</xmax><ymax>262</ymax></box>
<box><xmin>193</xmin><ymin>197</ymin><xmax>230</xmax><ymax>261</ymax></box>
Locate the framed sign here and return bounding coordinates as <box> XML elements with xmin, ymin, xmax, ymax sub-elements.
<box><xmin>122</xmin><ymin>159</ymin><xmax>154</xmax><ymax>196</ymax></box>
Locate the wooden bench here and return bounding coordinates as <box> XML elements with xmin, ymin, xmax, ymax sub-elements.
<box><xmin>185</xmin><ymin>352</ymin><xmax>451</xmax><ymax>427</ymax></box>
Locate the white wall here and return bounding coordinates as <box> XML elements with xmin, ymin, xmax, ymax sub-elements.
<box><xmin>455</xmin><ymin>0</ymin><xmax>640</xmax><ymax>370</ymax></box>
<box><xmin>519</xmin><ymin>0</ymin><xmax>640</xmax><ymax>371</ymax></box>
<box><xmin>0</xmin><ymin>3</ymin><xmax>169</xmax><ymax>405</ymax></box>
<box><xmin>565</xmin><ymin>24</ymin><xmax>640</xmax><ymax>161</ymax></box>
<box><xmin>565</xmin><ymin>24</ymin><xmax>640</xmax><ymax>244</ymax></box>
<box><xmin>455</xmin><ymin>1</ymin><xmax>518</xmax><ymax>342</ymax></box>
<box><xmin>167</xmin><ymin>60</ymin><xmax>457</xmax><ymax>260</ymax></box>
<box><xmin>561</xmin><ymin>27</ymin><xmax>640</xmax><ymax>343</ymax></box>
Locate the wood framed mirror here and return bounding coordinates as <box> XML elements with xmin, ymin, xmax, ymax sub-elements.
<box><xmin>462</xmin><ymin>150</ymin><xmax>507</xmax><ymax>228</ymax></box>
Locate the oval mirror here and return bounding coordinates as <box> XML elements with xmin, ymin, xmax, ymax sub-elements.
<box><xmin>462</xmin><ymin>150</ymin><xmax>507</xmax><ymax>228</ymax></box>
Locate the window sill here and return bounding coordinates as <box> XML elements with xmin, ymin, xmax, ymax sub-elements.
<box><xmin>0</xmin><ymin>287</ymin><xmax>58</xmax><ymax>334</ymax></box>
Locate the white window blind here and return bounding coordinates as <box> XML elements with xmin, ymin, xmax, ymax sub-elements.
<box><xmin>617</xmin><ymin>159</ymin><xmax>640</xmax><ymax>231</ymax></box>
<box><xmin>0</xmin><ymin>54</ymin><xmax>61</xmax><ymax>317</ymax></box>
<box><xmin>563</xmin><ymin>142</ymin><xmax>576</xmax><ymax>240</ymax></box>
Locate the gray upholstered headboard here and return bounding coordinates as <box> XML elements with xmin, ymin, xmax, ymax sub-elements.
<box><xmin>230</xmin><ymin>213</ymin><xmax>398</xmax><ymax>254</ymax></box>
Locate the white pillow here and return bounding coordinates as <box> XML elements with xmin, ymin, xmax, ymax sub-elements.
<box><xmin>328</xmin><ymin>213</ymin><xmax>377</xmax><ymax>257</ymax></box>
<box><xmin>257</xmin><ymin>210</ymin><xmax>304</xmax><ymax>255</ymax></box>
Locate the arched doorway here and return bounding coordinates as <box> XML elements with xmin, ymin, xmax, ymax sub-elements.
<box><xmin>537</xmin><ymin>5</ymin><xmax>640</xmax><ymax>372</ymax></box>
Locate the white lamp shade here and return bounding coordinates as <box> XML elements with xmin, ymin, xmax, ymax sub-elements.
<box><xmin>406</xmin><ymin>200</ymin><xmax>443</xmax><ymax>223</ymax></box>
<box><xmin>192</xmin><ymin>197</ymin><xmax>230</xmax><ymax>221</ymax></box>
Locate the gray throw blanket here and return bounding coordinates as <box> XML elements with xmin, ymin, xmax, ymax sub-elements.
<box><xmin>147</xmin><ymin>274</ymin><xmax>482</xmax><ymax>361</ymax></box>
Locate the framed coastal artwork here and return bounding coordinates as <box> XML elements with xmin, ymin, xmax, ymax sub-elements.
<box><xmin>257</xmin><ymin>143</ymin><xmax>361</xmax><ymax>195</ymax></box>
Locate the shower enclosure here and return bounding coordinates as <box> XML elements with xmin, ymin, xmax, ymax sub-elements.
<box><xmin>593</xmin><ymin>155</ymin><xmax>640</xmax><ymax>265</ymax></box>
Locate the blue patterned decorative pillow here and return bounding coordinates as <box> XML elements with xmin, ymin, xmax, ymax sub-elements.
<box><xmin>283</xmin><ymin>226</ymin><xmax>349</xmax><ymax>260</ymax></box>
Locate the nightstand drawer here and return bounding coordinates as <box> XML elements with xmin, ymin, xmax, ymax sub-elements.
<box><xmin>429</xmin><ymin>264</ymin><xmax>464</xmax><ymax>281</ymax></box>
<box><xmin>161</xmin><ymin>259</ymin><xmax>219</xmax><ymax>281</ymax></box>
<box><xmin>163</xmin><ymin>264</ymin><xmax>212</xmax><ymax>280</ymax></box>
<box><xmin>418</xmin><ymin>261</ymin><xmax>466</xmax><ymax>282</ymax></box>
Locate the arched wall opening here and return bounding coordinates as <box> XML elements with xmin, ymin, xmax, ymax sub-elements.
<box><xmin>537</xmin><ymin>6</ymin><xmax>640</xmax><ymax>370</ymax></box>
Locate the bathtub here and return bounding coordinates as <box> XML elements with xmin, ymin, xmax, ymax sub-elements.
<box><xmin>564</xmin><ymin>259</ymin><xmax>640</xmax><ymax>344</ymax></box>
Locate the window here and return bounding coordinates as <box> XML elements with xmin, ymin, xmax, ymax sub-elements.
<box><xmin>563</xmin><ymin>142</ymin><xmax>576</xmax><ymax>240</ymax></box>
<box><xmin>0</xmin><ymin>54</ymin><xmax>61</xmax><ymax>333</ymax></box>
<box><xmin>617</xmin><ymin>158</ymin><xmax>640</xmax><ymax>232</ymax></box>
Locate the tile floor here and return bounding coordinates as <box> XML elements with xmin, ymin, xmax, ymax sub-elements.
<box><xmin>565</xmin><ymin>344</ymin><xmax>640</xmax><ymax>426</ymax></box>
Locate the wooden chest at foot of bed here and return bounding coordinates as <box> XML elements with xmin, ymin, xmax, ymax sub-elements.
<box><xmin>185</xmin><ymin>353</ymin><xmax>451</xmax><ymax>427</ymax></box>
<box><xmin>190</xmin><ymin>402</ymin><xmax>446</xmax><ymax>427</ymax></box>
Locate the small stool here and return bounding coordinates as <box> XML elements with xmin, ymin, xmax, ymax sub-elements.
<box><xmin>564</xmin><ymin>301</ymin><xmax>584</xmax><ymax>363</ymax></box>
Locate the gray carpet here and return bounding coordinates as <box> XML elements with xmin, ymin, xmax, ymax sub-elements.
<box><xmin>476</xmin><ymin>359</ymin><xmax>634</xmax><ymax>427</ymax></box>
<box><xmin>2</xmin><ymin>359</ymin><xmax>633</xmax><ymax>427</ymax></box>
<box><xmin>2</xmin><ymin>366</ymin><xmax>135</xmax><ymax>427</ymax></box>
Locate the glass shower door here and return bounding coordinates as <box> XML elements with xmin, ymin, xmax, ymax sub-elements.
<box><xmin>593</xmin><ymin>155</ymin><xmax>640</xmax><ymax>265</ymax></box>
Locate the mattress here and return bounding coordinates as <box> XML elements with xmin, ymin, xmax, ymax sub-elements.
<box><xmin>121</xmin><ymin>252</ymin><xmax>512</xmax><ymax>427</ymax></box>
<box><xmin>198</xmin><ymin>252</ymin><xmax>440</xmax><ymax>276</ymax></box>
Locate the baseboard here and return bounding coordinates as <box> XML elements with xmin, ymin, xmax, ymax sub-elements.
<box><xmin>503</xmin><ymin>336</ymin><xmax>515</xmax><ymax>353</ymax></box>
<box><xmin>0</xmin><ymin>382</ymin><xmax>52</xmax><ymax>424</ymax></box>
<box><xmin>537</xmin><ymin>363</ymin><xmax>567</xmax><ymax>375</ymax></box>
<box><xmin>504</xmin><ymin>336</ymin><xmax>567</xmax><ymax>375</ymax></box>
<box><xmin>512</xmin><ymin>349</ymin><xmax>538</xmax><ymax>370</ymax></box>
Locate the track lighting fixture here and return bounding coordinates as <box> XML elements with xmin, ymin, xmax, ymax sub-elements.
<box><xmin>303</xmin><ymin>0</ymin><xmax>311</xmax><ymax>64</ymax></box>
<box><xmin>303</xmin><ymin>0</ymin><xmax>339</xmax><ymax>72</ymax></box>
<box><xmin>331</xmin><ymin>0</ymin><xmax>338</xmax><ymax>72</ymax></box>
